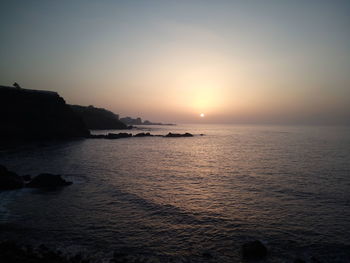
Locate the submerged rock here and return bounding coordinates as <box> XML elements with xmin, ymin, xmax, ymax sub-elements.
<box><xmin>242</xmin><ymin>240</ymin><xmax>267</xmax><ymax>260</ymax></box>
<box><xmin>27</xmin><ymin>173</ymin><xmax>72</xmax><ymax>188</ymax></box>
<box><xmin>164</xmin><ymin>132</ymin><xmax>193</xmax><ymax>137</ymax></box>
<box><xmin>0</xmin><ymin>165</ymin><xmax>24</xmax><ymax>190</ymax></box>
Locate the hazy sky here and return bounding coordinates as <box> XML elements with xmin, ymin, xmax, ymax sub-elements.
<box><xmin>1</xmin><ymin>0</ymin><xmax>349</xmax><ymax>124</ymax></box>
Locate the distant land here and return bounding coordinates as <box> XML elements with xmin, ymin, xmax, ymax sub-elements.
<box><xmin>0</xmin><ymin>84</ymin><xmax>175</xmax><ymax>142</ymax></box>
<box><xmin>70</xmin><ymin>105</ymin><xmax>128</xmax><ymax>130</ymax></box>
<box><xmin>120</xmin><ymin>116</ymin><xmax>175</xmax><ymax>126</ymax></box>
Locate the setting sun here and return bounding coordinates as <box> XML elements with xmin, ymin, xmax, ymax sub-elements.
<box><xmin>200</xmin><ymin>113</ymin><xmax>205</xmax><ymax>118</ymax></box>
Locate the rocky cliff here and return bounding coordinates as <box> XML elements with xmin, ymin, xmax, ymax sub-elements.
<box><xmin>0</xmin><ymin>85</ymin><xmax>90</xmax><ymax>140</ymax></box>
<box><xmin>70</xmin><ymin>105</ymin><xmax>127</xmax><ymax>130</ymax></box>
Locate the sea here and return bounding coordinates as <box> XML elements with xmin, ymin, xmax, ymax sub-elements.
<box><xmin>0</xmin><ymin>124</ymin><xmax>349</xmax><ymax>262</ymax></box>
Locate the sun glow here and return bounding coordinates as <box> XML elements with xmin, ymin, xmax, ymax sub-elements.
<box><xmin>200</xmin><ymin>113</ymin><xmax>205</xmax><ymax>118</ymax></box>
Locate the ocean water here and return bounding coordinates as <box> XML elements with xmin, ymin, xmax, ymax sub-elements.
<box><xmin>0</xmin><ymin>124</ymin><xmax>350</xmax><ymax>262</ymax></box>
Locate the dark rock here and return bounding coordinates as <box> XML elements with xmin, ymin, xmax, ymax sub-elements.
<box><xmin>134</xmin><ymin>132</ymin><xmax>153</xmax><ymax>137</ymax></box>
<box><xmin>27</xmin><ymin>173</ymin><xmax>72</xmax><ymax>188</ymax></box>
<box><xmin>21</xmin><ymin>174</ymin><xmax>32</xmax><ymax>182</ymax></box>
<box><xmin>0</xmin><ymin>241</ymin><xmax>90</xmax><ymax>263</ymax></box>
<box><xmin>202</xmin><ymin>251</ymin><xmax>213</xmax><ymax>258</ymax></box>
<box><xmin>120</xmin><ymin>116</ymin><xmax>175</xmax><ymax>126</ymax></box>
<box><xmin>88</xmin><ymin>133</ymin><xmax>133</xmax><ymax>139</ymax></box>
<box><xmin>294</xmin><ymin>258</ymin><xmax>306</xmax><ymax>263</ymax></box>
<box><xmin>0</xmin><ymin>165</ymin><xmax>24</xmax><ymax>190</ymax></box>
<box><xmin>0</xmin><ymin>164</ymin><xmax>7</xmax><ymax>173</ymax></box>
<box><xmin>0</xmin><ymin>85</ymin><xmax>90</xmax><ymax>140</ymax></box>
<box><xmin>106</xmin><ymin>133</ymin><xmax>132</xmax><ymax>139</ymax></box>
<box><xmin>70</xmin><ymin>105</ymin><xmax>127</xmax><ymax>130</ymax></box>
<box><xmin>111</xmin><ymin>251</ymin><xmax>129</xmax><ymax>263</ymax></box>
<box><xmin>88</xmin><ymin>132</ymin><xmax>196</xmax><ymax>140</ymax></box>
<box><xmin>120</xmin><ymin>116</ymin><xmax>143</xmax><ymax>125</ymax></box>
<box><xmin>311</xmin><ymin>256</ymin><xmax>322</xmax><ymax>263</ymax></box>
<box><xmin>242</xmin><ymin>240</ymin><xmax>267</xmax><ymax>260</ymax></box>
<box><xmin>164</xmin><ymin>132</ymin><xmax>193</xmax><ymax>137</ymax></box>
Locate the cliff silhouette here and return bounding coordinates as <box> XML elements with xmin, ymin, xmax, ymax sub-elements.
<box><xmin>70</xmin><ymin>105</ymin><xmax>128</xmax><ymax>130</ymax></box>
<box><xmin>120</xmin><ymin>116</ymin><xmax>175</xmax><ymax>126</ymax></box>
<box><xmin>0</xmin><ymin>85</ymin><xmax>90</xmax><ymax>140</ymax></box>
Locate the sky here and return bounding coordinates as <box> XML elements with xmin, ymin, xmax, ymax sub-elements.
<box><xmin>1</xmin><ymin>0</ymin><xmax>350</xmax><ymax>124</ymax></box>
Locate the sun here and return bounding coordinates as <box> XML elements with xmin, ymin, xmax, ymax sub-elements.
<box><xmin>200</xmin><ymin>113</ymin><xmax>205</xmax><ymax>118</ymax></box>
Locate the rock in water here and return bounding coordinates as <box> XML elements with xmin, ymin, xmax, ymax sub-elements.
<box><xmin>0</xmin><ymin>165</ymin><xmax>24</xmax><ymax>190</ymax></box>
<box><xmin>165</xmin><ymin>132</ymin><xmax>193</xmax><ymax>137</ymax></box>
<box><xmin>27</xmin><ymin>173</ymin><xmax>72</xmax><ymax>188</ymax></box>
<box><xmin>106</xmin><ymin>133</ymin><xmax>132</xmax><ymax>139</ymax></box>
<box><xmin>0</xmin><ymin>241</ymin><xmax>90</xmax><ymax>263</ymax></box>
<box><xmin>242</xmin><ymin>240</ymin><xmax>267</xmax><ymax>260</ymax></box>
<box><xmin>134</xmin><ymin>132</ymin><xmax>153</xmax><ymax>137</ymax></box>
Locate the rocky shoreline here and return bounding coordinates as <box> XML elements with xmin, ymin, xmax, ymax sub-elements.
<box><xmin>1</xmin><ymin>85</ymin><xmax>189</xmax><ymax>143</ymax></box>
<box><xmin>88</xmin><ymin>132</ymin><xmax>197</xmax><ymax>139</ymax></box>
<box><xmin>0</xmin><ymin>165</ymin><xmax>72</xmax><ymax>191</ymax></box>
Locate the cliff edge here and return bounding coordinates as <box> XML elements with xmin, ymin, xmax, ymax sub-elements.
<box><xmin>70</xmin><ymin>105</ymin><xmax>128</xmax><ymax>130</ymax></box>
<box><xmin>0</xmin><ymin>85</ymin><xmax>90</xmax><ymax>140</ymax></box>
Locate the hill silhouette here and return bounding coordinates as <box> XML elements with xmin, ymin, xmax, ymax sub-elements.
<box><xmin>70</xmin><ymin>105</ymin><xmax>128</xmax><ymax>130</ymax></box>
<box><xmin>0</xmin><ymin>85</ymin><xmax>90</xmax><ymax>140</ymax></box>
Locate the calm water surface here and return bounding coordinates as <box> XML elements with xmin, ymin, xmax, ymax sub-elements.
<box><xmin>0</xmin><ymin>124</ymin><xmax>350</xmax><ymax>262</ymax></box>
